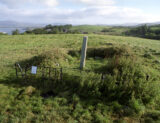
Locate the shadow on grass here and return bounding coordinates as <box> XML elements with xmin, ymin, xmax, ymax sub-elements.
<box><xmin>0</xmin><ymin>54</ymin><xmax>69</xmax><ymax>98</ymax></box>
<box><xmin>68</xmin><ymin>46</ymin><xmax>131</xmax><ymax>59</ymax></box>
<box><xmin>18</xmin><ymin>54</ymin><xmax>46</xmax><ymax>68</ymax></box>
<box><xmin>0</xmin><ymin>69</ymin><xmax>100</xmax><ymax>99</ymax></box>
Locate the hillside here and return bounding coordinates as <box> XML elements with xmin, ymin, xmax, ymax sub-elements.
<box><xmin>71</xmin><ymin>25</ymin><xmax>110</xmax><ymax>33</ymax></box>
<box><xmin>0</xmin><ymin>21</ymin><xmax>45</xmax><ymax>28</ymax></box>
<box><xmin>0</xmin><ymin>34</ymin><xmax>160</xmax><ymax>122</ymax></box>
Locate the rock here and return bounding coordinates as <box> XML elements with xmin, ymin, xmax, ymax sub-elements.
<box><xmin>16</xmin><ymin>86</ymin><xmax>36</xmax><ymax>99</ymax></box>
<box><xmin>24</xmin><ymin>86</ymin><xmax>36</xmax><ymax>95</ymax></box>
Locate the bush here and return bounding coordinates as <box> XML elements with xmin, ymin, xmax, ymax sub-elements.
<box><xmin>144</xmin><ymin>53</ymin><xmax>153</xmax><ymax>59</ymax></box>
<box><xmin>87</xmin><ymin>46</ymin><xmax>131</xmax><ymax>59</ymax></box>
<box><xmin>101</xmin><ymin>28</ymin><xmax>114</xmax><ymax>32</ymax></box>
<box><xmin>12</xmin><ymin>29</ymin><xmax>20</xmax><ymax>35</ymax></box>
<box><xmin>93</xmin><ymin>112</ymin><xmax>109</xmax><ymax>123</ymax></box>
<box><xmin>64</xmin><ymin>72</ymin><xmax>102</xmax><ymax>98</ymax></box>
<box><xmin>129</xmin><ymin>98</ymin><xmax>145</xmax><ymax>116</ymax></box>
<box><xmin>63</xmin><ymin>53</ymin><xmax>160</xmax><ymax>112</ymax></box>
<box><xmin>99</xmin><ymin>56</ymin><xmax>159</xmax><ymax>105</ymax></box>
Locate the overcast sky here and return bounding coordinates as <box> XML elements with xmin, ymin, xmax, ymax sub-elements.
<box><xmin>0</xmin><ymin>0</ymin><xmax>160</xmax><ymax>25</ymax></box>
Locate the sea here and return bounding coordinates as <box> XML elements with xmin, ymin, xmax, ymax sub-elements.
<box><xmin>0</xmin><ymin>27</ymin><xmax>26</xmax><ymax>35</ymax></box>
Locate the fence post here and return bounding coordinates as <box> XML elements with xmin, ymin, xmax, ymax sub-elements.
<box><xmin>80</xmin><ymin>36</ymin><xmax>88</xmax><ymax>70</ymax></box>
<box><xmin>101</xmin><ymin>73</ymin><xmax>104</xmax><ymax>82</ymax></box>
<box><xmin>54</xmin><ymin>68</ymin><xmax>57</xmax><ymax>81</ymax></box>
<box><xmin>41</xmin><ymin>66</ymin><xmax>45</xmax><ymax>79</ymax></box>
<box><xmin>49</xmin><ymin>67</ymin><xmax>51</xmax><ymax>79</ymax></box>
<box><xmin>60</xmin><ymin>68</ymin><xmax>63</xmax><ymax>82</ymax></box>
<box><xmin>15</xmin><ymin>63</ymin><xmax>18</xmax><ymax>78</ymax></box>
<box><xmin>24</xmin><ymin>65</ymin><xmax>27</xmax><ymax>82</ymax></box>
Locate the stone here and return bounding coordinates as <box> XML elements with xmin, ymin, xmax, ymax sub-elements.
<box><xmin>80</xmin><ymin>36</ymin><xmax>88</xmax><ymax>69</ymax></box>
<box><xmin>24</xmin><ymin>86</ymin><xmax>36</xmax><ymax>95</ymax></box>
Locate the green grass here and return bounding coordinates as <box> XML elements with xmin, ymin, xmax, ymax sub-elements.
<box><xmin>150</xmin><ymin>25</ymin><xmax>160</xmax><ymax>31</ymax></box>
<box><xmin>71</xmin><ymin>25</ymin><xmax>110</xmax><ymax>33</ymax></box>
<box><xmin>1</xmin><ymin>34</ymin><xmax>160</xmax><ymax>69</ymax></box>
<box><xmin>71</xmin><ymin>25</ymin><xmax>129</xmax><ymax>35</ymax></box>
<box><xmin>0</xmin><ymin>34</ymin><xmax>160</xmax><ymax>122</ymax></box>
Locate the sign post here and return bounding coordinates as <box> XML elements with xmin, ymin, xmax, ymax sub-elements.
<box><xmin>80</xmin><ymin>36</ymin><xmax>88</xmax><ymax>70</ymax></box>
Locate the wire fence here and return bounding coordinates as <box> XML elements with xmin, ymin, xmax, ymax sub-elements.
<box><xmin>15</xmin><ymin>63</ymin><xmax>106</xmax><ymax>83</ymax></box>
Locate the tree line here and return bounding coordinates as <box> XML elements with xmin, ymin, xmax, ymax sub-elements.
<box><xmin>12</xmin><ymin>24</ymin><xmax>81</xmax><ymax>35</ymax></box>
<box><xmin>11</xmin><ymin>24</ymin><xmax>160</xmax><ymax>40</ymax></box>
<box><xmin>124</xmin><ymin>25</ymin><xmax>160</xmax><ymax>40</ymax></box>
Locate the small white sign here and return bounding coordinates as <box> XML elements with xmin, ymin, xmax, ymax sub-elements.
<box><xmin>31</xmin><ymin>66</ymin><xmax>37</xmax><ymax>74</ymax></box>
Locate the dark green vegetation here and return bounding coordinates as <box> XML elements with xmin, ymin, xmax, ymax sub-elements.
<box><xmin>12</xmin><ymin>24</ymin><xmax>160</xmax><ymax>41</ymax></box>
<box><xmin>125</xmin><ymin>25</ymin><xmax>160</xmax><ymax>40</ymax></box>
<box><xmin>22</xmin><ymin>24</ymin><xmax>128</xmax><ymax>35</ymax></box>
<box><xmin>23</xmin><ymin>25</ymin><xmax>110</xmax><ymax>35</ymax></box>
<box><xmin>24</xmin><ymin>24</ymin><xmax>75</xmax><ymax>34</ymax></box>
<box><xmin>12</xmin><ymin>29</ymin><xmax>20</xmax><ymax>35</ymax></box>
<box><xmin>0</xmin><ymin>34</ymin><xmax>160</xmax><ymax>123</ymax></box>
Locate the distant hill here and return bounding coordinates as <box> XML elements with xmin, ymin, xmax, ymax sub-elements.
<box><xmin>99</xmin><ymin>22</ymin><xmax>160</xmax><ymax>27</ymax></box>
<box><xmin>1</xmin><ymin>20</ymin><xmax>160</xmax><ymax>28</ymax></box>
<box><xmin>0</xmin><ymin>20</ymin><xmax>71</xmax><ymax>28</ymax></box>
<box><xmin>0</xmin><ymin>21</ymin><xmax>45</xmax><ymax>28</ymax></box>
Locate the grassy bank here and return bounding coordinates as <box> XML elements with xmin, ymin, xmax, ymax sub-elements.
<box><xmin>0</xmin><ymin>34</ymin><xmax>160</xmax><ymax>122</ymax></box>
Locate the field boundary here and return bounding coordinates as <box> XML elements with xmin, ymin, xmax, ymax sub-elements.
<box><xmin>14</xmin><ymin>63</ymin><xmax>106</xmax><ymax>83</ymax></box>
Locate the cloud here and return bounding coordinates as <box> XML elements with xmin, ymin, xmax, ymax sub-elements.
<box><xmin>0</xmin><ymin>0</ymin><xmax>159</xmax><ymax>25</ymax></box>
<box><xmin>0</xmin><ymin>0</ymin><xmax>58</xmax><ymax>8</ymax></box>
<box><xmin>68</xmin><ymin>0</ymin><xmax>115</xmax><ymax>6</ymax></box>
<box><xmin>44</xmin><ymin>0</ymin><xmax>58</xmax><ymax>7</ymax></box>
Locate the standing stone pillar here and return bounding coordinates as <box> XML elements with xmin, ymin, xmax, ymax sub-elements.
<box><xmin>80</xmin><ymin>36</ymin><xmax>88</xmax><ymax>70</ymax></box>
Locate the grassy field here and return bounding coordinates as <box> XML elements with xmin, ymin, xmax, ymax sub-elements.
<box><xmin>71</xmin><ymin>25</ymin><xmax>129</xmax><ymax>35</ymax></box>
<box><xmin>71</xmin><ymin>25</ymin><xmax>110</xmax><ymax>33</ymax></box>
<box><xmin>0</xmin><ymin>34</ymin><xmax>160</xmax><ymax>123</ymax></box>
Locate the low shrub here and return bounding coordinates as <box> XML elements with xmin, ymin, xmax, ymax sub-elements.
<box><xmin>144</xmin><ymin>53</ymin><xmax>153</xmax><ymax>59</ymax></box>
<box><xmin>87</xmin><ymin>46</ymin><xmax>131</xmax><ymax>59</ymax></box>
<box><xmin>62</xmin><ymin>54</ymin><xmax>160</xmax><ymax>114</ymax></box>
<box><xmin>99</xmin><ymin>56</ymin><xmax>159</xmax><ymax>106</ymax></box>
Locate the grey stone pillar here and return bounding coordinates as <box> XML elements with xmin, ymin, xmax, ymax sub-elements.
<box><xmin>80</xmin><ymin>36</ymin><xmax>88</xmax><ymax>70</ymax></box>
